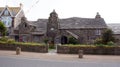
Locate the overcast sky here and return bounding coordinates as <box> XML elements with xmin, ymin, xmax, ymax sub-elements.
<box><xmin>0</xmin><ymin>0</ymin><xmax>120</xmax><ymax>23</ymax></box>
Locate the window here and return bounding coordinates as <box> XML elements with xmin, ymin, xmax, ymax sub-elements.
<box><xmin>4</xmin><ymin>10</ymin><xmax>9</xmax><ymax>16</ymax></box>
<box><xmin>95</xmin><ymin>30</ymin><xmax>101</xmax><ymax>35</ymax></box>
<box><xmin>1</xmin><ymin>17</ymin><xmax>12</xmax><ymax>27</ymax></box>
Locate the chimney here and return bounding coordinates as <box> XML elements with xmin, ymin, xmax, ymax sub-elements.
<box><xmin>95</xmin><ymin>12</ymin><xmax>101</xmax><ymax>18</ymax></box>
<box><xmin>20</xmin><ymin>3</ymin><xmax>23</xmax><ymax>9</ymax></box>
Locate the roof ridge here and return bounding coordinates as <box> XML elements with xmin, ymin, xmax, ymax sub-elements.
<box><xmin>60</xmin><ymin>17</ymin><xmax>95</xmax><ymax>20</ymax></box>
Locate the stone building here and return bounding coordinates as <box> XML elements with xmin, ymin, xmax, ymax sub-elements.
<box><xmin>14</xmin><ymin>10</ymin><xmax>107</xmax><ymax>44</ymax></box>
<box><xmin>0</xmin><ymin>4</ymin><xmax>25</xmax><ymax>37</ymax></box>
<box><xmin>0</xmin><ymin>5</ymin><xmax>110</xmax><ymax>45</ymax></box>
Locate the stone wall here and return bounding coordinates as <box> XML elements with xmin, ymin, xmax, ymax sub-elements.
<box><xmin>60</xmin><ymin>29</ymin><xmax>105</xmax><ymax>44</ymax></box>
<box><xmin>114</xmin><ymin>34</ymin><xmax>120</xmax><ymax>45</ymax></box>
<box><xmin>57</xmin><ymin>45</ymin><xmax>120</xmax><ymax>55</ymax></box>
<box><xmin>0</xmin><ymin>43</ymin><xmax>48</xmax><ymax>53</ymax></box>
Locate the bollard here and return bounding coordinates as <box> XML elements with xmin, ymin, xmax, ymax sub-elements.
<box><xmin>78</xmin><ymin>50</ymin><xmax>83</xmax><ymax>58</ymax></box>
<box><xmin>16</xmin><ymin>47</ymin><xmax>21</xmax><ymax>55</ymax></box>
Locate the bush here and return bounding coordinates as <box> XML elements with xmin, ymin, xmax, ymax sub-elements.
<box><xmin>0</xmin><ymin>37</ymin><xmax>44</xmax><ymax>46</ymax></box>
<box><xmin>94</xmin><ymin>38</ymin><xmax>103</xmax><ymax>44</ymax></box>
<box><xmin>0</xmin><ymin>36</ymin><xmax>9</xmax><ymax>42</ymax></box>
<box><xmin>0</xmin><ymin>21</ymin><xmax>6</xmax><ymax>36</ymax></box>
<box><xmin>43</xmin><ymin>38</ymin><xmax>49</xmax><ymax>44</ymax></box>
<box><xmin>68</xmin><ymin>36</ymin><xmax>78</xmax><ymax>44</ymax></box>
<box><xmin>107</xmin><ymin>41</ymin><xmax>114</xmax><ymax>46</ymax></box>
<box><xmin>7</xmin><ymin>39</ymin><xmax>15</xmax><ymax>43</ymax></box>
<box><xmin>102</xmin><ymin>29</ymin><xmax>115</xmax><ymax>44</ymax></box>
<box><xmin>0</xmin><ymin>37</ymin><xmax>15</xmax><ymax>44</ymax></box>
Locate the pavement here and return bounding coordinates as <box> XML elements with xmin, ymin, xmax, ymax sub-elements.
<box><xmin>0</xmin><ymin>50</ymin><xmax>120</xmax><ymax>62</ymax></box>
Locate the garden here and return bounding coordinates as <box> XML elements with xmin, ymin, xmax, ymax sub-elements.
<box><xmin>0</xmin><ymin>37</ymin><xmax>48</xmax><ymax>53</ymax></box>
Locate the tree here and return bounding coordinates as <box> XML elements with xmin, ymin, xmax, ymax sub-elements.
<box><xmin>102</xmin><ymin>29</ymin><xmax>115</xmax><ymax>44</ymax></box>
<box><xmin>0</xmin><ymin>21</ymin><xmax>6</xmax><ymax>36</ymax></box>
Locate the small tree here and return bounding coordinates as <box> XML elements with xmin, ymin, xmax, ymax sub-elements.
<box><xmin>0</xmin><ymin>21</ymin><xmax>6</xmax><ymax>36</ymax></box>
<box><xmin>102</xmin><ymin>29</ymin><xmax>115</xmax><ymax>44</ymax></box>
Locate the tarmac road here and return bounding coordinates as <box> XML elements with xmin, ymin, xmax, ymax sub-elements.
<box><xmin>0</xmin><ymin>56</ymin><xmax>120</xmax><ymax>67</ymax></box>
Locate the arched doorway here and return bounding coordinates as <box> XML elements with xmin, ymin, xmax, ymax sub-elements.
<box><xmin>61</xmin><ymin>36</ymin><xmax>68</xmax><ymax>44</ymax></box>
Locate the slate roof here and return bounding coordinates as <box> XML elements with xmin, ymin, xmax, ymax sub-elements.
<box><xmin>108</xmin><ymin>23</ymin><xmax>120</xmax><ymax>34</ymax></box>
<box><xmin>27</xmin><ymin>19</ymin><xmax>47</xmax><ymax>34</ymax></box>
<box><xmin>26</xmin><ymin>17</ymin><xmax>107</xmax><ymax>34</ymax></box>
<box><xmin>0</xmin><ymin>7</ymin><xmax>21</xmax><ymax>16</ymax></box>
<box><xmin>59</xmin><ymin>17</ymin><xmax>107</xmax><ymax>29</ymax></box>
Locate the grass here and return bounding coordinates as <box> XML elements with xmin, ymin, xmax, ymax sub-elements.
<box><xmin>0</xmin><ymin>37</ymin><xmax>45</xmax><ymax>46</ymax></box>
<box><xmin>13</xmin><ymin>42</ymin><xmax>45</xmax><ymax>46</ymax></box>
<box><xmin>62</xmin><ymin>44</ymin><xmax>96</xmax><ymax>47</ymax></box>
<box><xmin>61</xmin><ymin>44</ymin><xmax>116</xmax><ymax>48</ymax></box>
<box><xmin>0</xmin><ymin>41</ymin><xmax>45</xmax><ymax>46</ymax></box>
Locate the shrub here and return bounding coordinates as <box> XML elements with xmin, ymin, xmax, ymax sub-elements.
<box><xmin>0</xmin><ymin>37</ymin><xmax>15</xmax><ymax>44</ymax></box>
<box><xmin>0</xmin><ymin>36</ymin><xmax>9</xmax><ymax>42</ymax></box>
<box><xmin>68</xmin><ymin>36</ymin><xmax>78</xmax><ymax>44</ymax></box>
<box><xmin>102</xmin><ymin>29</ymin><xmax>115</xmax><ymax>44</ymax></box>
<box><xmin>43</xmin><ymin>38</ymin><xmax>49</xmax><ymax>44</ymax></box>
<box><xmin>7</xmin><ymin>39</ymin><xmax>15</xmax><ymax>43</ymax></box>
<box><xmin>0</xmin><ymin>21</ymin><xmax>6</xmax><ymax>36</ymax></box>
<box><xmin>107</xmin><ymin>41</ymin><xmax>114</xmax><ymax>46</ymax></box>
<box><xmin>94</xmin><ymin>38</ymin><xmax>103</xmax><ymax>44</ymax></box>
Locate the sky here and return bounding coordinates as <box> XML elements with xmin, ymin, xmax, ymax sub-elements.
<box><xmin>0</xmin><ymin>0</ymin><xmax>120</xmax><ymax>23</ymax></box>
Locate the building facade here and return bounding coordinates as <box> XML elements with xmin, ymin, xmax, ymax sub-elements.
<box><xmin>15</xmin><ymin>10</ymin><xmax>107</xmax><ymax>45</ymax></box>
<box><xmin>0</xmin><ymin>5</ymin><xmax>111</xmax><ymax>45</ymax></box>
<box><xmin>0</xmin><ymin>4</ymin><xmax>25</xmax><ymax>37</ymax></box>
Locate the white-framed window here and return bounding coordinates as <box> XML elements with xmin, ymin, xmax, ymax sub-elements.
<box><xmin>1</xmin><ymin>17</ymin><xmax>12</xmax><ymax>27</ymax></box>
<box><xmin>4</xmin><ymin>10</ymin><xmax>9</xmax><ymax>16</ymax></box>
<box><xmin>95</xmin><ymin>30</ymin><xmax>101</xmax><ymax>35</ymax></box>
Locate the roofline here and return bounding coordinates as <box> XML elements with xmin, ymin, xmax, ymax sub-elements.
<box><xmin>0</xmin><ymin>6</ymin><xmax>13</xmax><ymax>17</ymax></box>
<box><xmin>15</xmin><ymin>9</ymin><xmax>24</xmax><ymax>17</ymax></box>
<box><xmin>59</xmin><ymin>28</ymin><xmax>107</xmax><ymax>30</ymax></box>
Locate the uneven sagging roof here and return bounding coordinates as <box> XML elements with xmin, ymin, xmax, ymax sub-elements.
<box><xmin>59</xmin><ymin>17</ymin><xmax>107</xmax><ymax>29</ymax></box>
<box><xmin>108</xmin><ymin>23</ymin><xmax>120</xmax><ymax>34</ymax></box>
<box><xmin>25</xmin><ymin>17</ymin><xmax>107</xmax><ymax>35</ymax></box>
<box><xmin>27</xmin><ymin>19</ymin><xmax>47</xmax><ymax>34</ymax></box>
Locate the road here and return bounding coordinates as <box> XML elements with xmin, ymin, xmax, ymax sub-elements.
<box><xmin>0</xmin><ymin>56</ymin><xmax>120</xmax><ymax>67</ymax></box>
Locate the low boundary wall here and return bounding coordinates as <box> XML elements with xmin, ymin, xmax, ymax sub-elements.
<box><xmin>0</xmin><ymin>43</ymin><xmax>48</xmax><ymax>53</ymax></box>
<box><xmin>57</xmin><ymin>45</ymin><xmax>120</xmax><ymax>55</ymax></box>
